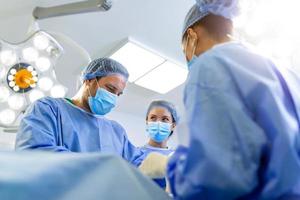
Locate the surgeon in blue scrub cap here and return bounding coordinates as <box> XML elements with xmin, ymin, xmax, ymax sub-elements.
<box><xmin>140</xmin><ymin>100</ymin><xmax>179</xmax><ymax>189</ymax></box>
<box><xmin>15</xmin><ymin>58</ymin><xmax>146</xmax><ymax>166</ymax></box>
<box><xmin>167</xmin><ymin>0</ymin><xmax>300</xmax><ymax>199</ymax></box>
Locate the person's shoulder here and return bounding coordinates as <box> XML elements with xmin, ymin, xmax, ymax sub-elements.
<box><xmin>34</xmin><ymin>96</ymin><xmax>63</xmax><ymax>107</ymax></box>
<box><xmin>29</xmin><ymin>97</ymin><xmax>67</xmax><ymax>115</ymax></box>
<box><xmin>22</xmin><ymin>97</ymin><xmax>61</xmax><ymax>118</ymax></box>
<box><xmin>212</xmin><ymin>41</ymin><xmax>269</xmax><ymax>62</ymax></box>
<box><xmin>107</xmin><ymin>119</ymin><xmax>126</xmax><ymax>131</ymax></box>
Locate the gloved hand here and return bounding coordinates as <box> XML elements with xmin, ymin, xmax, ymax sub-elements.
<box><xmin>165</xmin><ymin>177</ymin><xmax>171</xmax><ymax>194</ymax></box>
<box><xmin>138</xmin><ymin>152</ymin><xmax>168</xmax><ymax>179</ymax></box>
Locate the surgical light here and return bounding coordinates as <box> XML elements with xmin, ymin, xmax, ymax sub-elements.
<box><xmin>13</xmin><ymin>86</ymin><xmax>20</xmax><ymax>92</ymax></box>
<box><xmin>0</xmin><ymin>30</ymin><xmax>66</xmax><ymax>127</ymax></box>
<box><xmin>8</xmin><ymin>95</ymin><xmax>25</xmax><ymax>110</ymax></box>
<box><xmin>50</xmin><ymin>85</ymin><xmax>66</xmax><ymax>98</ymax></box>
<box><xmin>9</xmin><ymin>81</ymin><xmax>15</xmax><ymax>87</ymax></box>
<box><xmin>22</xmin><ymin>47</ymin><xmax>39</xmax><ymax>62</ymax></box>
<box><xmin>29</xmin><ymin>90</ymin><xmax>45</xmax><ymax>103</ymax></box>
<box><xmin>10</xmin><ymin>69</ymin><xmax>16</xmax><ymax>75</ymax></box>
<box><xmin>0</xmin><ymin>86</ymin><xmax>10</xmax><ymax>102</ymax></box>
<box><xmin>0</xmin><ymin>50</ymin><xmax>16</xmax><ymax>66</ymax></box>
<box><xmin>0</xmin><ymin>68</ymin><xmax>5</xmax><ymax>80</ymax></box>
<box><xmin>6</xmin><ymin>63</ymin><xmax>38</xmax><ymax>93</ymax></box>
<box><xmin>33</xmin><ymin>34</ymin><xmax>49</xmax><ymax>50</ymax></box>
<box><xmin>38</xmin><ymin>77</ymin><xmax>53</xmax><ymax>91</ymax></box>
<box><xmin>8</xmin><ymin>75</ymin><xmax>14</xmax><ymax>81</ymax></box>
<box><xmin>35</xmin><ymin>57</ymin><xmax>51</xmax><ymax>72</ymax></box>
<box><xmin>0</xmin><ymin>109</ymin><xmax>16</xmax><ymax>125</ymax></box>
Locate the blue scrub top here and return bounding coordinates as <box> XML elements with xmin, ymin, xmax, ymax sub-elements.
<box><xmin>15</xmin><ymin>97</ymin><xmax>146</xmax><ymax>166</ymax></box>
<box><xmin>167</xmin><ymin>42</ymin><xmax>300</xmax><ymax>199</ymax></box>
<box><xmin>141</xmin><ymin>144</ymin><xmax>174</xmax><ymax>189</ymax></box>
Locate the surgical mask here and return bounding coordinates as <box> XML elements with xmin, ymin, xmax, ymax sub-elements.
<box><xmin>88</xmin><ymin>86</ymin><xmax>117</xmax><ymax>116</ymax></box>
<box><xmin>146</xmin><ymin>122</ymin><xmax>172</xmax><ymax>143</ymax></box>
<box><xmin>187</xmin><ymin>56</ymin><xmax>198</xmax><ymax>71</ymax></box>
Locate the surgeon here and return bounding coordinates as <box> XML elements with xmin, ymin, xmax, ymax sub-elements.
<box><xmin>167</xmin><ymin>0</ymin><xmax>300</xmax><ymax>199</ymax></box>
<box><xmin>15</xmin><ymin>58</ymin><xmax>146</xmax><ymax>166</ymax></box>
<box><xmin>140</xmin><ymin>100</ymin><xmax>179</xmax><ymax>189</ymax></box>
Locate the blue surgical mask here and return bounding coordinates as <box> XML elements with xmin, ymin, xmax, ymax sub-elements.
<box><xmin>187</xmin><ymin>55</ymin><xmax>198</xmax><ymax>71</ymax></box>
<box><xmin>88</xmin><ymin>88</ymin><xmax>117</xmax><ymax>115</ymax></box>
<box><xmin>146</xmin><ymin>122</ymin><xmax>172</xmax><ymax>143</ymax></box>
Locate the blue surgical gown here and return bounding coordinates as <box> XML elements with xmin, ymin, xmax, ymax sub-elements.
<box><xmin>167</xmin><ymin>42</ymin><xmax>300</xmax><ymax>199</ymax></box>
<box><xmin>0</xmin><ymin>152</ymin><xmax>170</xmax><ymax>200</ymax></box>
<box><xmin>15</xmin><ymin>97</ymin><xmax>146</xmax><ymax>166</ymax></box>
<box><xmin>140</xmin><ymin>144</ymin><xmax>174</xmax><ymax>189</ymax></box>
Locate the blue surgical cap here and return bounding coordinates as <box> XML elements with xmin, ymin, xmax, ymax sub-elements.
<box><xmin>182</xmin><ymin>0</ymin><xmax>240</xmax><ymax>38</ymax></box>
<box><xmin>81</xmin><ymin>58</ymin><xmax>129</xmax><ymax>81</ymax></box>
<box><xmin>146</xmin><ymin>100</ymin><xmax>179</xmax><ymax>125</ymax></box>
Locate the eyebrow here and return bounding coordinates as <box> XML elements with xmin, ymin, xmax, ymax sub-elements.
<box><xmin>150</xmin><ymin>114</ymin><xmax>171</xmax><ymax>119</ymax></box>
<box><xmin>106</xmin><ymin>83</ymin><xmax>123</xmax><ymax>95</ymax></box>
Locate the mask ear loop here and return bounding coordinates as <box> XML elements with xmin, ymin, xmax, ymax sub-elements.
<box><xmin>87</xmin><ymin>86</ymin><xmax>92</xmax><ymax>98</ymax></box>
<box><xmin>191</xmin><ymin>31</ymin><xmax>198</xmax><ymax>58</ymax></box>
<box><xmin>184</xmin><ymin>34</ymin><xmax>190</xmax><ymax>61</ymax></box>
<box><xmin>185</xmin><ymin>32</ymin><xmax>198</xmax><ymax>61</ymax></box>
<box><xmin>87</xmin><ymin>78</ymin><xmax>99</xmax><ymax>98</ymax></box>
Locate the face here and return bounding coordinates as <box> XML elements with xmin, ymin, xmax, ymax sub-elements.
<box><xmin>146</xmin><ymin>107</ymin><xmax>176</xmax><ymax>132</ymax></box>
<box><xmin>84</xmin><ymin>74</ymin><xmax>127</xmax><ymax>101</ymax></box>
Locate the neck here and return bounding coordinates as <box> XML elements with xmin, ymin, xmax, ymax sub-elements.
<box><xmin>148</xmin><ymin>140</ymin><xmax>167</xmax><ymax>149</ymax></box>
<box><xmin>198</xmin><ymin>36</ymin><xmax>232</xmax><ymax>55</ymax></box>
<box><xmin>71</xmin><ymin>89</ymin><xmax>91</xmax><ymax>113</ymax></box>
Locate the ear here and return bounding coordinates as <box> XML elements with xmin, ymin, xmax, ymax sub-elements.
<box><xmin>186</xmin><ymin>28</ymin><xmax>198</xmax><ymax>42</ymax></box>
<box><xmin>171</xmin><ymin>123</ymin><xmax>176</xmax><ymax>131</ymax></box>
<box><xmin>83</xmin><ymin>79</ymin><xmax>90</xmax><ymax>87</ymax></box>
<box><xmin>84</xmin><ymin>79</ymin><xmax>98</xmax><ymax>92</ymax></box>
<box><xmin>88</xmin><ymin>78</ymin><xmax>99</xmax><ymax>86</ymax></box>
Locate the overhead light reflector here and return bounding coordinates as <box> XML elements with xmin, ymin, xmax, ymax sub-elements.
<box><xmin>50</xmin><ymin>85</ymin><xmax>66</xmax><ymax>98</ymax></box>
<box><xmin>0</xmin><ymin>50</ymin><xmax>16</xmax><ymax>66</ymax></box>
<box><xmin>22</xmin><ymin>47</ymin><xmax>39</xmax><ymax>62</ymax></box>
<box><xmin>34</xmin><ymin>34</ymin><xmax>50</xmax><ymax>50</ymax></box>
<box><xmin>0</xmin><ymin>109</ymin><xmax>16</xmax><ymax>125</ymax></box>
<box><xmin>0</xmin><ymin>86</ymin><xmax>10</xmax><ymax>102</ymax></box>
<box><xmin>8</xmin><ymin>95</ymin><xmax>25</xmax><ymax>110</ymax></box>
<box><xmin>35</xmin><ymin>57</ymin><xmax>51</xmax><ymax>72</ymax></box>
<box><xmin>29</xmin><ymin>90</ymin><xmax>45</xmax><ymax>103</ymax></box>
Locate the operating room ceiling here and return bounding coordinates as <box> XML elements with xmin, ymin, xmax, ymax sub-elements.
<box><xmin>0</xmin><ymin>0</ymin><xmax>194</xmax><ymax>118</ymax></box>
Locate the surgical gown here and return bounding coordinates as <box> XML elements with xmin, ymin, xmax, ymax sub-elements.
<box><xmin>140</xmin><ymin>144</ymin><xmax>174</xmax><ymax>189</ymax></box>
<box><xmin>167</xmin><ymin>42</ymin><xmax>300</xmax><ymax>199</ymax></box>
<box><xmin>15</xmin><ymin>97</ymin><xmax>146</xmax><ymax>166</ymax></box>
<box><xmin>0</xmin><ymin>152</ymin><xmax>170</xmax><ymax>200</ymax></box>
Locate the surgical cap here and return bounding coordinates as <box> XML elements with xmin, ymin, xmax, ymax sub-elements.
<box><xmin>182</xmin><ymin>0</ymin><xmax>240</xmax><ymax>38</ymax></box>
<box><xmin>81</xmin><ymin>58</ymin><xmax>129</xmax><ymax>81</ymax></box>
<box><xmin>146</xmin><ymin>100</ymin><xmax>180</xmax><ymax>125</ymax></box>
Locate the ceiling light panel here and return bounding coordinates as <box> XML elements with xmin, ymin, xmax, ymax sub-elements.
<box><xmin>135</xmin><ymin>61</ymin><xmax>188</xmax><ymax>94</ymax></box>
<box><xmin>110</xmin><ymin>41</ymin><xmax>165</xmax><ymax>82</ymax></box>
